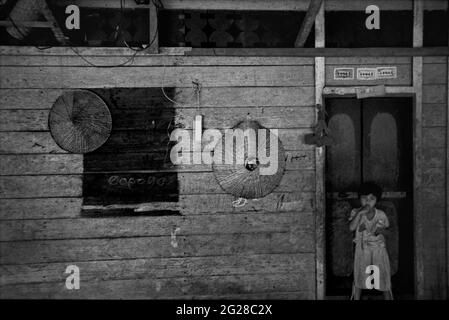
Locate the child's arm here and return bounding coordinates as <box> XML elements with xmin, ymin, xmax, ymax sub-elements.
<box><xmin>349</xmin><ymin>209</ymin><xmax>364</xmax><ymax>231</ymax></box>
<box><xmin>374</xmin><ymin>212</ymin><xmax>390</xmax><ymax>236</ymax></box>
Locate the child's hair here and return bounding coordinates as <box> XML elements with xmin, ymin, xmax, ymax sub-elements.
<box><xmin>358</xmin><ymin>182</ymin><xmax>382</xmax><ymax>201</ymax></box>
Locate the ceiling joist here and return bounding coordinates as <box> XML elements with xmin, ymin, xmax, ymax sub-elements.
<box><xmin>50</xmin><ymin>0</ymin><xmax>448</xmax><ymax>11</ymax></box>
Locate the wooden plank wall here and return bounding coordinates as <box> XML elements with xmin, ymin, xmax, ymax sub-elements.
<box><xmin>0</xmin><ymin>47</ymin><xmax>317</xmax><ymax>299</ymax></box>
<box><xmin>421</xmin><ymin>56</ymin><xmax>448</xmax><ymax>299</ymax></box>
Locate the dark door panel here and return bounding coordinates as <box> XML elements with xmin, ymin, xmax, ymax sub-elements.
<box><xmin>325</xmin><ymin>97</ymin><xmax>414</xmax><ymax>297</ymax></box>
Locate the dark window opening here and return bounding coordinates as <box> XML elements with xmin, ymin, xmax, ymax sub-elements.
<box><xmin>325</xmin><ymin>11</ymin><xmax>413</xmax><ymax>47</ymax></box>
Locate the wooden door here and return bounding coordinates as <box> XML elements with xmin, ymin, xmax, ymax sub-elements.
<box><xmin>325</xmin><ymin>97</ymin><xmax>414</xmax><ymax>297</ymax></box>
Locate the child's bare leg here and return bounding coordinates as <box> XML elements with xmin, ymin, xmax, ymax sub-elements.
<box><xmin>383</xmin><ymin>290</ymin><xmax>392</xmax><ymax>300</ymax></box>
<box><xmin>354</xmin><ymin>287</ymin><xmax>362</xmax><ymax>300</ymax></box>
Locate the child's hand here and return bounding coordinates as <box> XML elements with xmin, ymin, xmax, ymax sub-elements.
<box><xmin>358</xmin><ymin>223</ymin><xmax>366</xmax><ymax>232</ymax></box>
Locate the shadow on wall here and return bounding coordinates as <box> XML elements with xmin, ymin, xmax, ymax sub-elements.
<box><xmin>82</xmin><ymin>88</ymin><xmax>180</xmax><ymax>217</ymax></box>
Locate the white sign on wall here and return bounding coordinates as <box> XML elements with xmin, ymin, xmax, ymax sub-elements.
<box><xmin>357</xmin><ymin>68</ymin><xmax>378</xmax><ymax>80</ymax></box>
<box><xmin>334</xmin><ymin>68</ymin><xmax>355</xmax><ymax>80</ymax></box>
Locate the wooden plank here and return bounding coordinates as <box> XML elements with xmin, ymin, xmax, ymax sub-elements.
<box><xmin>0</xmin><ymin>129</ymin><xmax>315</xmax><ymax>154</ymax></box>
<box><xmin>187</xmin><ymin>47</ymin><xmax>449</xmax><ymax>57</ymax></box>
<box><xmin>325</xmin><ymin>64</ymin><xmax>412</xmax><ymax>86</ymax></box>
<box><xmin>0</xmin><ymin>211</ymin><xmax>313</xmax><ymax>241</ymax></box>
<box><xmin>0</xmin><ymin>106</ymin><xmax>316</xmax><ymax>131</ymax></box>
<box><xmin>0</xmin><ymin>55</ymin><xmax>315</xmax><ymax>67</ymax></box>
<box><xmin>0</xmin><ymin>87</ymin><xmax>315</xmax><ymax>109</ymax></box>
<box><xmin>413</xmin><ymin>0</ymin><xmax>424</xmax><ymax>300</ymax></box>
<box><xmin>422</xmin><ymin>84</ymin><xmax>447</xmax><ymax>103</ymax></box>
<box><xmin>0</xmin><ymin>272</ymin><xmax>314</xmax><ymax>299</ymax></box>
<box><xmin>0</xmin><ymin>192</ymin><xmax>315</xmax><ymax>220</ymax></box>
<box><xmin>0</xmin><ymin>66</ymin><xmax>315</xmax><ymax>89</ymax></box>
<box><xmin>0</xmin><ymin>46</ymin><xmax>192</xmax><ymax>56</ymax></box>
<box><xmin>326</xmin><ymin>57</ymin><xmax>412</xmax><ymax>65</ymax></box>
<box><xmin>49</xmin><ymin>0</ymin><xmax>448</xmax><ymax>11</ymax></box>
<box><xmin>423</xmin><ymin>103</ymin><xmax>447</xmax><ymax>127</ymax></box>
<box><xmin>0</xmin><ymin>150</ymin><xmax>315</xmax><ymax>175</ymax></box>
<box><xmin>0</xmin><ymin>231</ymin><xmax>315</xmax><ymax>264</ymax></box>
<box><xmin>0</xmin><ymin>21</ymin><xmax>52</xmax><ymax>28</ymax></box>
<box><xmin>0</xmin><ymin>154</ymin><xmax>83</xmax><ymax>175</ymax></box>
<box><xmin>0</xmin><ymin>253</ymin><xmax>314</xmax><ymax>285</ymax></box>
<box><xmin>323</xmin><ymin>86</ymin><xmax>415</xmax><ymax>96</ymax></box>
<box><xmin>314</xmin><ymin>0</ymin><xmax>325</xmax><ymax>300</ymax></box>
<box><xmin>295</xmin><ymin>0</ymin><xmax>323</xmax><ymax>47</ymax></box>
<box><xmin>0</xmin><ymin>170</ymin><xmax>315</xmax><ymax>198</ymax></box>
<box><xmin>423</xmin><ymin>63</ymin><xmax>448</xmax><ymax>85</ymax></box>
<box><xmin>148</xmin><ymin>0</ymin><xmax>158</xmax><ymax>54</ymax></box>
<box><xmin>447</xmin><ymin>56</ymin><xmax>449</xmax><ymax>299</ymax></box>
<box><xmin>423</xmin><ymin>127</ymin><xmax>446</xmax><ymax>148</ymax></box>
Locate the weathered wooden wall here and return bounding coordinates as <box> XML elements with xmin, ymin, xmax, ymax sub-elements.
<box><xmin>420</xmin><ymin>56</ymin><xmax>448</xmax><ymax>299</ymax></box>
<box><xmin>0</xmin><ymin>47</ymin><xmax>316</xmax><ymax>299</ymax></box>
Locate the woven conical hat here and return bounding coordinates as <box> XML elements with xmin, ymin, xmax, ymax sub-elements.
<box><xmin>49</xmin><ymin>90</ymin><xmax>112</xmax><ymax>153</ymax></box>
<box><xmin>212</xmin><ymin>120</ymin><xmax>285</xmax><ymax>199</ymax></box>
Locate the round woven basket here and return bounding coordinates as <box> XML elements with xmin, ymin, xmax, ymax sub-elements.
<box><xmin>212</xmin><ymin>120</ymin><xmax>285</xmax><ymax>199</ymax></box>
<box><xmin>48</xmin><ymin>90</ymin><xmax>112</xmax><ymax>153</ymax></box>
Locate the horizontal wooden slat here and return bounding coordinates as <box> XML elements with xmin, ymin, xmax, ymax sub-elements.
<box><xmin>0</xmin><ymin>150</ymin><xmax>315</xmax><ymax>175</ymax></box>
<box><xmin>0</xmin><ymin>253</ymin><xmax>313</xmax><ymax>285</ymax></box>
<box><xmin>326</xmin><ymin>57</ymin><xmax>412</xmax><ymax>65</ymax></box>
<box><xmin>0</xmin><ymin>231</ymin><xmax>314</xmax><ymax>264</ymax></box>
<box><xmin>325</xmin><ymin>64</ymin><xmax>412</xmax><ymax>86</ymax></box>
<box><xmin>0</xmin><ymin>272</ymin><xmax>314</xmax><ymax>299</ymax></box>
<box><xmin>0</xmin><ymin>129</ymin><xmax>314</xmax><ymax>154</ymax></box>
<box><xmin>0</xmin><ymin>171</ymin><xmax>315</xmax><ymax>198</ymax></box>
<box><xmin>0</xmin><ymin>192</ymin><xmax>315</xmax><ymax>220</ymax></box>
<box><xmin>0</xmin><ymin>106</ymin><xmax>315</xmax><ymax>131</ymax></box>
<box><xmin>423</xmin><ymin>63</ymin><xmax>448</xmax><ymax>85</ymax></box>
<box><xmin>323</xmin><ymin>86</ymin><xmax>414</xmax><ymax>96</ymax></box>
<box><xmin>0</xmin><ymin>55</ymin><xmax>315</xmax><ymax>67</ymax></box>
<box><xmin>0</xmin><ymin>211</ymin><xmax>313</xmax><ymax>241</ymax></box>
<box><xmin>423</xmin><ymin>85</ymin><xmax>447</xmax><ymax>103</ymax></box>
<box><xmin>47</xmin><ymin>0</ymin><xmax>449</xmax><ymax>11</ymax></box>
<box><xmin>188</xmin><ymin>47</ymin><xmax>449</xmax><ymax>57</ymax></box>
<box><xmin>0</xmin><ymin>87</ymin><xmax>315</xmax><ymax>109</ymax></box>
<box><xmin>0</xmin><ymin>66</ymin><xmax>314</xmax><ymax>89</ymax></box>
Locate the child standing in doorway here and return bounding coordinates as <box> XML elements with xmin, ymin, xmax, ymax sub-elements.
<box><xmin>349</xmin><ymin>182</ymin><xmax>393</xmax><ymax>300</ymax></box>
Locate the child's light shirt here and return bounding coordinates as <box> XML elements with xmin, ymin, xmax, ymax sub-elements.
<box><xmin>352</xmin><ymin>208</ymin><xmax>389</xmax><ymax>247</ymax></box>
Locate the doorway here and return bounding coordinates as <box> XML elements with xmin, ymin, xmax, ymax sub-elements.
<box><xmin>324</xmin><ymin>97</ymin><xmax>414</xmax><ymax>298</ymax></box>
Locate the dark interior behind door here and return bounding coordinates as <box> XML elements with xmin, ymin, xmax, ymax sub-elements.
<box><xmin>325</xmin><ymin>97</ymin><xmax>414</xmax><ymax>298</ymax></box>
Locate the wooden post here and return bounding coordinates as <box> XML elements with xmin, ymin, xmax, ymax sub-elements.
<box><xmin>446</xmin><ymin>51</ymin><xmax>449</xmax><ymax>301</ymax></box>
<box><xmin>314</xmin><ymin>0</ymin><xmax>325</xmax><ymax>300</ymax></box>
<box><xmin>149</xmin><ymin>0</ymin><xmax>159</xmax><ymax>53</ymax></box>
<box><xmin>412</xmin><ymin>0</ymin><xmax>424</xmax><ymax>300</ymax></box>
<box><xmin>295</xmin><ymin>0</ymin><xmax>324</xmax><ymax>47</ymax></box>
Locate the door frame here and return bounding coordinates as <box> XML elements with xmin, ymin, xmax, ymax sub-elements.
<box><xmin>316</xmin><ymin>85</ymin><xmax>422</xmax><ymax>299</ymax></box>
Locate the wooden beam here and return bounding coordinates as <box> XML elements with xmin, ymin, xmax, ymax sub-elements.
<box><xmin>295</xmin><ymin>0</ymin><xmax>323</xmax><ymax>47</ymax></box>
<box><xmin>39</xmin><ymin>0</ymin><xmax>68</xmax><ymax>45</ymax></box>
<box><xmin>412</xmin><ymin>0</ymin><xmax>424</xmax><ymax>300</ymax></box>
<box><xmin>148</xmin><ymin>0</ymin><xmax>159</xmax><ymax>54</ymax></box>
<box><xmin>187</xmin><ymin>47</ymin><xmax>449</xmax><ymax>57</ymax></box>
<box><xmin>323</xmin><ymin>86</ymin><xmax>415</xmax><ymax>96</ymax></box>
<box><xmin>0</xmin><ymin>21</ymin><xmax>52</xmax><ymax>28</ymax></box>
<box><xmin>314</xmin><ymin>0</ymin><xmax>325</xmax><ymax>300</ymax></box>
<box><xmin>50</xmin><ymin>0</ymin><xmax>448</xmax><ymax>11</ymax></box>
<box><xmin>446</xmin><ymin>39</ymin><xmax>449</xmax><ymax>299</ymax></box>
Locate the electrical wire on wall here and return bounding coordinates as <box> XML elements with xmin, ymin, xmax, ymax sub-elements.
<box><xmin>4</xmin><ymin>0</ymin><xmax>163</xmax><ymax>67</ymax></box>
